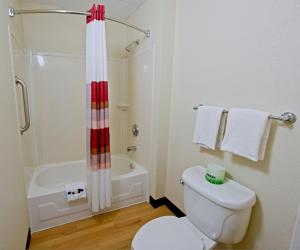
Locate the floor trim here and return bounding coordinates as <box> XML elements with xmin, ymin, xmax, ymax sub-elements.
<box><xmin>149</xmin><ymin>196</ymin><xmax>167</xmax><ymax>208</ymax></box>
<box><xmin>149</xmin><ymin>196</ymin><xmax>185</xmax><ymax>217</ymax></box>
<box><xmin>25</xmin><ymin>228</ymin><xmax>31</xmax><ymax>250</ymax></box>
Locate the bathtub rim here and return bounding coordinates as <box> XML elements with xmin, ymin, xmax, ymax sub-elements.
<box><xmin>28</xmin><ymin>155</ymin><xmax>148</xmax><ymax>199</ymax></box>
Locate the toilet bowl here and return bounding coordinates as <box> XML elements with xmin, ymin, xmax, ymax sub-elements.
<box><xmin>132</xmin><ymin>166</ymin><xmax>256</xmax><ymax>250</ymax></box>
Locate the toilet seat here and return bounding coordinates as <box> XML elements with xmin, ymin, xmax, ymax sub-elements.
<box><xmin>132</xmin><ymin>216</ymin><xmax>217</xmax><ymax>250</ymax></box>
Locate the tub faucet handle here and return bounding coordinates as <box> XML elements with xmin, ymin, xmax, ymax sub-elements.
<box><xmin>127</xmin><ymin>146</ymin><xmax>137</xmax><ymax>152</ymax></box>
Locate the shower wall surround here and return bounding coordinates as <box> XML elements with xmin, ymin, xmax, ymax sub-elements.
<box><xmin>21</xmin><ymin>0</ymin><xmax>176</xmax><ymax>201</ymax></box>
<box><xmin>28</xmin><ymin>52</ymin><xmax>128</xmax><ymax>165</ymax></box>
<box><xmin>22</xmin><ymin>2</ymin><xmax>128</xmax><ymax>57</ymax></box>
<box><xmin>21</xmin><ymin>1</ymin><xmax>130</xmax><ymax>166</ymax></box>
<box><xmin>29</xmin><ymin>52</ymin><xmax>85</xmax><ymax>164</ymax></box>
<box><xmin>126</xmin><ymin>0</ymin><xmax>176</xmax><ymax>198</ymax></box>
<box><xmin>10</xmin><ymin>34</ymin><xmax>36</xmax><ymax>192</ymax></box>
<box><xmin>127</xmin><ymin>47</ymin><xmax>155</xmax><ymax>194</ymax></box>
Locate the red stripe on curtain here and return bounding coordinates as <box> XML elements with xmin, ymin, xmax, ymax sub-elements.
<box><xmin>90</xmin><ymin>128</ymin><xmax>110</xmax><ymax>153</ymax></box>
<box><xmin>87</xmin><ymin>4</ymin><xmax>105</xmax><ymax>23</ymax></box>
<box><xmin>91</xmin><ymin>81</ymin><xmax>108</xmax><ymax>107</ymax></box>
<box><xmin>89</xmin><ymin>80</ymin><xmax>110</xmax><ymax>169</ymax></box>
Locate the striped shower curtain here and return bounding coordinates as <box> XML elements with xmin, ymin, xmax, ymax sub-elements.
<box><xmin>86</xmin><ymin>4</ymin><xmax>111</xmax><ymax>212</ymax></box>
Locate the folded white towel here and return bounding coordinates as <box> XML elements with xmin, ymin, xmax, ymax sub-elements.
<box><xmin>221</xmin><ymin>108</ymin><xmax>271</xmax><ymax>161</ymax></box>
<box><xmin>65</xmin><ymin>181</ymin><xmax>87</xmax><ymax>202</ymax></box>
<box><xmin>192</xmin><ymin>106</ymin><xmax>226</xmax><ymax>150</ymax></box>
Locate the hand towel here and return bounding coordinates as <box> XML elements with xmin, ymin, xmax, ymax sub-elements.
<box><xmin>192</xmin><ymin>106</ymin><xmax>226</xmax><ymax>150</ymax></box>
<box><xmin>221</xmin><ymin>108</ymin><xmax>271</xmax><ymax>161</ymax></box>
<box><xmin>65</xmin><ymin>181</ymin><xmax>87</xmax><ymax>202</ymax></box>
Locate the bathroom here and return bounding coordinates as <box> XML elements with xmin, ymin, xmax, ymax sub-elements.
<box><xmin>0</xmin><ymin>0</ymin><xmax>300</xmax><ymax>249</ymax></box>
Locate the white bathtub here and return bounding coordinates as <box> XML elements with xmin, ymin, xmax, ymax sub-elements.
<box><xmin>28</xmin><ymin>155</ymin><xmax>149</xmax><ymax>232</ymax></box>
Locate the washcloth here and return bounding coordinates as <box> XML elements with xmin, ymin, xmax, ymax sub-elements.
<box><xmin>192</xmin><ymin>106</ymin><xmax>226</xmax><ymax>150</ymax></box>
<box><xmin>65</xmin><ymin>181</ymin><xmax>87</xmax><ymax>202</ymax></box>
<box><xmin>221</xmin><ymin>108</ymin><xmax>271</xmax><ymax>161</ymax></box>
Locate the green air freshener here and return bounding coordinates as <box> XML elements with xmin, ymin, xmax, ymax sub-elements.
<box><xmin>205</xmin><ymin>164</ymin><xmax>225</xmax><ymax>185</ymax></box>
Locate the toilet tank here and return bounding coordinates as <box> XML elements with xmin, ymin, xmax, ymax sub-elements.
<box><xmin>182</xmin><ymin>166</ymin><xmax>256</xmax><ymax>244</ymax></box>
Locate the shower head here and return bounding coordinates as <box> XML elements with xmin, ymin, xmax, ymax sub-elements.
<box><xmin>125</xmin><ymin>39</ymin><xmax>140</xmax><ymax>53</ymax></box>
<box><xmin>125</xmin><ymin>46</ymin><xmax>131</xmax><ymax>53</ymax></box>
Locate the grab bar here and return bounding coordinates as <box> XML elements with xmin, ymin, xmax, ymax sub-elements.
<box><xmin>15</xmin><ymin>76</ymin><xmax>30</xmax><ymax>134</ymax></box>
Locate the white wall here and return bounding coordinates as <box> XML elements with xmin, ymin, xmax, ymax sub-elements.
<box><xmin>0</xmin><ymin>0</ymin><xmax>29</xmax><ymax>248</ymax></box>
<box><xmin>166</xmin><ymin>0</ymin><xmax>300</xmax><ymax>249</ymax></box>
<box><xmin>126</xmin><ymin>0</ymin><xmax>176</xmax><ymax>198</ymax></box>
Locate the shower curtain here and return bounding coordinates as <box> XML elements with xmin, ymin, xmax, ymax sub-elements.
<box><xmin>86</xmin><ymin>4</ymin><xmax>111</xmax><ymax>212</ymax></box>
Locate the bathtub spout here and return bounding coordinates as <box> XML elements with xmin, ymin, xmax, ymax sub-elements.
<box><xmin>127</xmin><ymin>146</ymin><xmax>137</xmax><ymax>152</ymax></box>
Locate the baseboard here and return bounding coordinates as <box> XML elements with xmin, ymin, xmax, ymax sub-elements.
<box><xmin>149</xmin><ymin>196</ymin><xmax>168</xmax><ymax>208</ymax></box>
<box><xmin>164</xmin><ymin>198</ymin><xmax>186</xmax><ymax>217</ymax></box>
<box><xmin>25</xmin><ymin>228</ymin><xmax>31</xmax><ymax>250</ymax></box>
<box><xmin>149</xmin><ymin>196</ymin><xmax>185</xmax><ymax>217</ymax></box>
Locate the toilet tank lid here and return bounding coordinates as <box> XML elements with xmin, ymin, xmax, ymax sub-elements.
<box><xmin>182</xmin><ymin>166</ymin><xmax>256</xmax><ymax>210</ymax></box>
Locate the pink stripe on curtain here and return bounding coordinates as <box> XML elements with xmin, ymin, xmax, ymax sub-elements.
<box><xmin>86</xmin><ymin>4</ymin><xmax>111</xmax><ymax>212</ymax></box>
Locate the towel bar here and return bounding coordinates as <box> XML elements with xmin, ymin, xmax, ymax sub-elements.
<box><xmin>193</xmin><ymin>104</ymin><xmax>297</xmax><ymax>124</ymax></box>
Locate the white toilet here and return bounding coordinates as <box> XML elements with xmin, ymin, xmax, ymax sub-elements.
<box><xmin>132</xmin><ymin>166</ymin><xmax>256</xmax><ymax>250</ymax></box>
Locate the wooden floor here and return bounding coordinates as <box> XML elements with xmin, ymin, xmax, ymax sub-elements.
<box><xmin>30</xmin><ymin>202</ymin><xmax>174</xmax><ymax>250</ymax></box>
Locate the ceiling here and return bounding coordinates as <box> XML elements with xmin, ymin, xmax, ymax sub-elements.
<box><xmin>21</xmin><ymin>0</ymin><xmax>146</xmax><ymax>19</ymax></box>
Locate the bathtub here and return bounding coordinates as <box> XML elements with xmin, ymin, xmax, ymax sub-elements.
<box><xmin>28</xmin><ymin>155</ymin><xmax>149</xmax><ymax>232</ymax></box>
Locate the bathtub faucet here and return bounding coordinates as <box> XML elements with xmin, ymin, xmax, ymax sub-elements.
<box><xmin>127</xmin><ymin>146</ymin><xmax>137</xmax><ymax>152</ymax></box>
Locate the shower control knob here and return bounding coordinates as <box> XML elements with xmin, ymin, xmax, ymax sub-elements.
<box><xmin>132</xmin><ymin>124</ymin><xmax>139</xmax><ymax>137</ymax></box>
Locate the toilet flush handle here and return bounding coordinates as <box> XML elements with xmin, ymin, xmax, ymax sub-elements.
<box><xmin>180</xmin><ymin>179</ymin><xmax>184</xmax><ymax>185</ymax></box>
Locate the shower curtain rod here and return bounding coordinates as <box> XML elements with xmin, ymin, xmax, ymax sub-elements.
<box><xmin>8</xmin><ymin>8</ymin><xmax>150</xmax><ymax>38</ymax></box>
